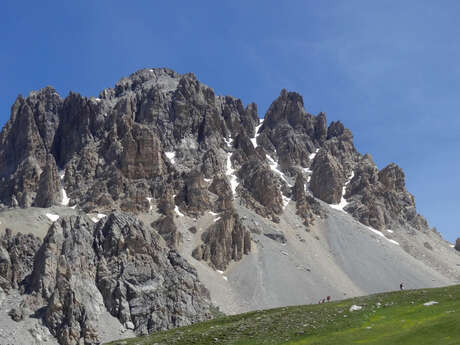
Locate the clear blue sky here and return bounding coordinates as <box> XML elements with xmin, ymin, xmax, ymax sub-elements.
<box><xmin>1</xmin><ymin>1</ymin><xmax>459</xmax><ymax>241</ymax></box>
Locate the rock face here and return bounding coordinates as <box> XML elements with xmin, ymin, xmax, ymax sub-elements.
<box><xmin>238</xmin><ymin>159</ymin><xmax>283</xmax><ymax>222</ymax></box>
<box><xmin>0</xmin><ymin>229</ymin><xmax>41</xmax><ymax>291</ymax></box>
<box><xmin>33</xmin><ymin>154</ymin><xmax>61</xmax><ymax>207</ymax></box>
<box><xmin>193</xmin><ymin>211</ymin><xmax>251</xmax><ymax>270</ymax></box>
<box><xmin>293</xmin><ymin>173</ymin><xmax>322</xmax><ymax>227</ymax></box>
<box><xmin>455</xmin><ymin>238</ymin><xmax>460</xmax><ymax>251</ymax></box>
<box><xmin>257</xmin><ymin>89</ymin><xmax>325</xmax><ymax>169</ymax></box>
<box><xmin>26</xmin><ymin>213</ymin><xmax>212</xmax><ymax>345</ymax></box>
<box><xmin>345</xmin><ymin>156</ymin><xmax>428</xmax><ymax>231</ymax></box>
<box><xmin>310</xmin><ymin>150</ymin><xmax>345</xmax><ymax>204</ymax></box>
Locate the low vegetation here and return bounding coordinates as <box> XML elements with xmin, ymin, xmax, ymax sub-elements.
<box><xmin>106</xmin><ymin>284</ymin><xmax>460</xmax><ymax>345</ymax></box>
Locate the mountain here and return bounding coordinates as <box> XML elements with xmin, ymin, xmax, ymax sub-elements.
<box><xmin>0</xmin><ymin>68</ymin><xmax>459</xmax><ymax>345</ymax></box>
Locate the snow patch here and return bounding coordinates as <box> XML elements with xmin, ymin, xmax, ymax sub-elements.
<box><xmin>46</xmin><ymin>213</ymin><xmax>60</xmax><ymax>222</ymax></box>
<box><xmin>423</xmin><ymin>301</ymin><xmax>438</xmax><ymax>306</ymax></box>
<box><xmin>330</xmin><ymin>171</ymin><xmax>354</xmax><ymax>212</ymax></box>
<box><xmin>216</xmin><ymin>270</ymin><xmax>224</xmax><ymax>274</ymax></box>
<box><xmin>366</xmin><ymin>226</ymin><xmax>400</xmax><ymax>245</ymax></box>
<box><xmin>174</xmin><ymin>205</ymin><xmax>184</xmax><ymax>217</ymax></box>
<box><xmin>223</xmin><ymin>275</ymin><xmax>228</xmax><ymax>281</ymax></box>
<box><xmin>146</xmin><ymin>197</ymin><xmax>153</xmax><ymax>211</ymax></box>
<box><xmin>59</xmin><ymin>171</ymin><xmax>70</xmax><ymax>206</ymax></box>
<box><xmin>204</xmin><ymin>178</ymin><xmax>212</xmax><ymax>183</ymax></box>
<box><xmin>226</xmin><ymin>151</ymin><xmax>239</xmax><ymax>195</ymax></box>
<box><xmin>387</xmin><ymin>229</ymin><xmax>394</xmax><ymax>233</ymax></box>
<box><xmin>90</xmin><ymin>214</ymin><xmax>107</xmax><ymax>223</ymax></box>
<box><xmin>450</xmin><ymin>244</ymin><xmax>455</xmax><ymax>248</ymax></box>
<box><xmin>60</xmin><ymin>188</ymin><xmax>70</xmax><ymax>206</ymax></box>
<box><xmin>165</xmin><ymin>151</ymin><xmax>176</xmax><ymax>164</ymax></box>
<box><xmin>250</xmin><ymin>120</ymin><xmax>264</xmax><ymax>148</ymax></box>
<box><xmin>387</xmin><ymin>239</ymin><xmax>400</xmax><ymax>245</ymax></box>
<box><xmin>213</xmin><ymin>217</ymin><xmax>221</xmax><ymax>222</ymax></box>
<box><xmin>349</xmin><ymin>305</ymin><xmax>362</xmax><ymax>312</ymax></box>
<box><xmin>209</xmin><ymin>211</ymin><xmax>219</xmax><ymax>216</ymax></box>
<box><xmin>303</xmin><ymin>149</ymin><xmax>319</xmax><ymax>177</ymax></box>
<box><xmin>267</xmin><ymin>155</ymin><xmax>291</xmax><ymax>186</ymax></box>
<box><xmin>309</xmin><ymin>148</ymin><xmax>319</xmax><ymax>161</ymax></box>
<box><xmin>282</xmin><ymin>195</ymin><xmax>291</xmax><ymax>210</ymax></box>
<box><xmin>223</xmin><ymin>137</ymin><xmax>233</xmax><ymax>147</ymax></box>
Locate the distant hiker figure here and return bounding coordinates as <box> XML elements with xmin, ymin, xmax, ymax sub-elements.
<box><xmin>400</xmin><ymin>282</ymin><xmax>404</xmax><ymax>290</ymax></box>
<box><xmin>327</xmin><ymin>296</ymin><xmax>331</xmax><ymax>302</ymax></box>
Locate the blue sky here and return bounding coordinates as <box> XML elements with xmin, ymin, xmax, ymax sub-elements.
<box><xmin>1</xmin><ymin>1</ymin><xmax>459</xmax><ymax>241</ymax></box>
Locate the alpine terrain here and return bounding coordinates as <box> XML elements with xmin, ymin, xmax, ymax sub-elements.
<box><xmin>0</xmin><ymin>68</ymin><xmax>459</xmax><ymax>345</ymax></box>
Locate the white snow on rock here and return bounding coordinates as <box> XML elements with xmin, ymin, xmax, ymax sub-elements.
<box><xmin>174</xmin><ymin>205</ymin><xmax>184</xmax><ymax>217</ymax></box>
<box><xmin>423</xmin><ymin>301</ymin><xmax>439</xmax><ymax>306</ymax></box>
<box><xmin>282</xmin><ymin>195</ymin><xmax>291</xmax><ymax>210</ymax></box>
<box><xmin>146</xmin><ymin>197</ymin><xmax>153</xmax><ymax>211</ymax></box>
<box><xmin>366</xmin><ymin>226</ymin><xmax>400</xmax><ymax>246</ymax></box>
<box><xmin>60</xmin><ymin>188</ymin><xmax>70</xmax><ymax>206</ymax></box>
<box><xmin>349</xmin><ymin>305</ymin><xmax>362</xmax><ymax>312</ymax></box>
<box><xmin>46</xmin><ymin>213</ymin><xmax>60</xmax><ymax>222</ymax></box>
<box><xmin>309</xmin><ymin>148</ymin><xmax>319</xmax><ymax>160</ymax></box>
<box><xmin>90</xmin><ymin>213</ymin><xmax>107</xmax><ymax>223</ymax></box>
<box><xmin>165</xmin><ymin>151</ymin><xmax>176</xmax><ymax>164</ymax></box>
<box><xmin>226</xmin><ymin>149</ymin><xmax>239</xmax><ymax>195</ymax></box>
<box><xmin>250</xmin><ymin>120</ymin><xmax>264</xmax><ymax>148</ymax></box>
<box><xmin>387</xmin><ymin>239</ymin><xmax>400</xmax><ymax>245</ymax></box>
<box><xmin>223</xmin><ymin>275</ymin><xmax>228</xmax><ymax>281</ymax></box>
<box><xmin>59</xmin><ymin>171</ymin><xmax>70</xmax><ymax>206</ymax></box>
<box><xmin>213</xmin><ymin>217</ymin><xmax>221</xmax><ymax>222</ymax></box>
<box><xmin>450</xmin><ymin>244</ymin><xmax>455</xmax><ymax>248</ymax></box>
<box><xmin>330</xmin><ymin>171</ymin><xmax>354</xmax><ymax>212</ymax></box>
<box><xmin>204</xmin><ymin>178</ymin><xmax>212</xmax><ymax>183</ymax></box>
<box><xmin>266</xmin><ymin>155</ymin><xmax>291</xmax><ymax>186</ymax></box>
<box><xmin>387</xmin><ymin>229</ymin><xmax>394</xmax><ymax>233</ymax></box>
<box><xmin>303</xmin><ymin>149</ymin><xmax>320</xmax><ymax>176</ymax></box>
<box><xmin>216</xmin><ymin>270</ymin><xmax>224</xmax><ymax>274</ymax></box>
<box><xmin>223</xmin><ymin>137</ymin><xmax>233</xmax><ymax>147</ymax></box>
<box><xmin>209</xmin><ymin>211</ymin><xmax>219</xmax><ymax>216</ymax></box>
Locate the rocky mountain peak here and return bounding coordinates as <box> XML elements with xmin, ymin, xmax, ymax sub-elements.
<box><xmin>0</xmin><ymin>67</ymin><xmax>455</xmax><ymax>345</ymax></box>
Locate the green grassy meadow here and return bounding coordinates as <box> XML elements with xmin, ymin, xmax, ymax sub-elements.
<box><xmin>106</xmin><ymin>284</ymin><xmax>460</xmax><ymax>345</ymax></box>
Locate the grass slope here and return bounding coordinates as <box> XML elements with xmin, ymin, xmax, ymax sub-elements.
<box><xmin>106</xmin><ymin>284</ymin><xmax>460</xmax><ymax>345</ymax></box>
